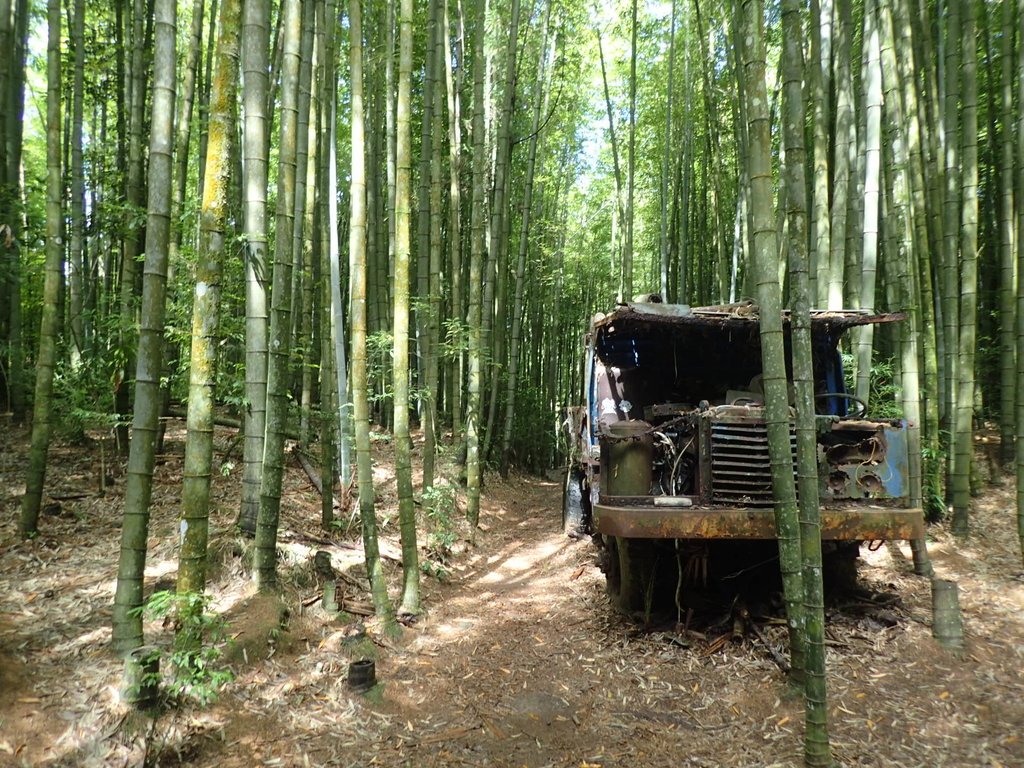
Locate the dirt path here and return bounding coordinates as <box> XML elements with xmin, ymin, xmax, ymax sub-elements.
<box><xmin>189</xmin><ymin>474</ymin><xmax>1024</xmax><ymax>768</ymax></box>
<box><xmin>2</xmin><ymin>426</ymin><xmax>1023</xmax><ymax>767</ymax></box>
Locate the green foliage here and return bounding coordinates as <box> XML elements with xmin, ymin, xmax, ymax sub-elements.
<box><xmin>508</xmin><ymin>383</ymin><xmax>558</xmax><ymax>473</ymax></box>
<box><xmin>842</xmin><ymin>353</ymin><xmax>901</xmax><ymax>419</ymax></box>
<box><xmin>139</xmin><ymin>590</ymin><xmax>234</xmax><ymax>707</ymax></box>
<box><xmin>921</xmin><ymin>443</ymin><xmax>947</xmax><ymax>523</ymax></box>
<box><xmin>366</xmin><ymin>330</ymin><xmax>394</xmax><ymax>408</ymax></box>
<box><xmin>974</xmin><ymin>329</ymin><xmax>1001</xmax><ymax>418</ymax></box>
<box><xmin>51</xmin><ymin>355</ymin><xmax>124</xmax><ymax>440</ymax></box>
<box><xmin>421</xmin><ymin>481</ymin><xmax>458</xmax><ymax>579</ymax></box>
<box><xmin>442</xmin><ymin>317</ymin><xmax>470</xmax><ymax>357</ymax></box>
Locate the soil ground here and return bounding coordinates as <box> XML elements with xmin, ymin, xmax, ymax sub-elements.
<box><xmin>1</xmin><ymin>417</ymin><xmax>1023</xmax><ymax>767</ymax></box>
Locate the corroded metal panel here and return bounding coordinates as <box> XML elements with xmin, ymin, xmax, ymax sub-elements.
<box><xmin>593</xmin><ymin>502</ymin><xmax>925</xmax><ymax>541</ymax></box>
<box><xmin>819</xmin><ymin>421</ymin><xmax>909</xmax><ymax>501</ymax></box>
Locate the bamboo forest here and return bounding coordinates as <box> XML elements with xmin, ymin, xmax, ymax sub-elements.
<box><xmin>1</xmin><ymin>0</ymin><xmax>1024</xmax><ymax>764</ymax></box>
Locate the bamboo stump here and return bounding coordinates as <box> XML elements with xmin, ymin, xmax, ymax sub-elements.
<box><xmin>910</xmin><ymin>537</ymin><xmax>934</xmax><ymax>578</ymax></box>
<box><xmin>121</xmin><ymin>645</ymin><xmax>161</xmax><ymax>709</ymax></box>
<box><xmin>322</xmin><ymin>579</ymin><xmax>340</xmax><ymax>614</ymax></box>
<box><xmin>931</xmin><ymin>578</ymin><xmax>965</xmax><ymax>652</ymax></box>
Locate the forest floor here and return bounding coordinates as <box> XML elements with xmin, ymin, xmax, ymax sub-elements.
<box><xmin>1</xmin><ymin>416</ymin><xmax>1024</xmax><ymax>768</ymax></box>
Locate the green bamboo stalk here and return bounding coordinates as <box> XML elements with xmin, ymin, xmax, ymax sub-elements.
<box><xmin>111</xmin><ymin>0</ymin><xmax>178</xmax><ymax>654</ymax></box>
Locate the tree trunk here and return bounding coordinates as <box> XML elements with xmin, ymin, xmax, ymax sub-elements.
<box><xmin>326</xmin><ymin>0</ymin><xmax>351</xmax><ymax>491</ymax></box>
<box><xmin>499</xmin><ymin>0</ymin><xmax>551</xmax><ymax>478</ymax></box>
<box><xmin>810</xmin><ymin>0</ymin><xmax>832</xmax><ymax>305</ymax></box>
<box><xmin>828</xmin><ymin>0</ymin><xmax>854</xmax><ymax>309</ymax></box>
<box><xmin>880</xmin><ymin>0</ymin><xmax>931</xmax><ymax>577</ymax></box>
<box><xmin>111</xmin><ymin>0</ymin><xmax>176</xmax><ymax>654</ymax></box>
<box><xmin>195</xmin><ymin>0</ymin><xmax>218</xmax><ymax>212</ymax></box>
<box><xmin>444</xmin><ymin>0</ymin><xmax>464</xmax><ymax>438</ymax></box>
<box><xmin>741</xmin><ymin>0</ymin><xmax>804</xmax><ymax>677</ymax></box>
<box><xmin>854</xmin><ymin>0</ymin><xmax>882</xmax><ymax>404</ymax></box>
<box><xmin>156</xmin><ymin>0</ymin><xmax>204</xmax><ymax>454</ymax></box>
<box><xmin>115</xmin><ymin>0</ymin><xmax>151</xmax><ymax>455</ymax></box>
<box><xmin>290</xmin><ymin>0</ymin><xmax>315</xmax><ymax>445</ymax></box>
<box><xmin>19</xmin><ymin>0</ymin><xmax>62</xmax><ymax>539</ymax></box>
<box><xmin>177</xmin><ymin>0</ymin><xmax>241</xmax><ymax>596</ymax></box>
<box><xmin>382</xmin><ymin>0</ymin><xmax>396</xmax><ymax>339</ymax></box>
<box><xmin>0</xmin><ymin>0</ymin><xmax>9</xmax><ymax>224</ymax></box>
<box><xmin>255</xmin><ymin>0</ymin><xmax>302</xmax><ymax>591</ymax></box>
<box><xmin>624</xmin><ymin>0</ymin><xmax>637</xmax><ymax>301</ymax></box>
<box><xmin>941</xmin><ymin>0</ymin><xmax>961</xmax><ymax>467</ymax></box>
<box><xmin>68</xmin><ymin>0</ymin><xmax>86</xmax><ymax>366</ymax></box>
<box><xmin>892</xmin><ymin>0</ymin><xmax>940</xmax><ymax>512</ymax></box>
<box><xmin>695</xmin><ymin>0</ymin><xmax>729</xmax><ymax>303</ymax></box>
<box><xmin>1017</xmin><ymin>0</ymin><xmax>1024</xmax><ymax>565</ymax></box>
<box><xmin>659</xmin><ymin>0</ymin><xmax>677</xmax><ymax>300</ymax></box>
<box><xmin>2</xmin><ymin>0</ymin><xmax>28</xmax><ymax>424</ymax></box>
<box><xmin>393</xmin><ymin>0</ymin><xmax>420</xmax><ymax>616</ymax></box>
<box><xmin>421</xmin><ymin>0</ymin><xmax>443</xmax><ymax>491</ymax></box>
<box><xmin>951</xmin><ymin>0</ymin><xmax>978</xmax><ymax>536</ymax></box>
<box><xmin>348</xmin><ymin>0</ymin><xmax>393</xmax><ymax>623</ymax></box>
<box><xmin>482</xmin><ymin>0</ymin><xmax>521</xmax><ymax>461</ymax></box>
<box><xmin>466</xmin><ymin>0</ymin><xmax>486</xmax><ymax>528</ymax></box>
<box><xmin>238</xmin><ymin>0</ymin><xmax>271</xmax><ymax>535</ymax></box>
<box><xmin>416</xmin><ymin>0</ymin><xmax>439</xmax><ymax>482</ymax></box>
<box><xmin>999</xmin><ymin>0</ymin><xmax>1016</xmax><ymax>468</ymax></box>
<box><xmin>169</xmin><ymin>0</ymin><xmax>204</xmax><ymax>267</ymax></box>
<box><xmin>595</xmin><ymin>20</ymin><xmax>625</xmax><ymax>294</ymax></box>
<box><xmin>299</xmin><ymin>34</ymin><xmax>319</xmax><ymax>454</ymax></box>
<box><xmin>782</xmin><ymin>0</ymin><xmax>829</xmax><ymax>757</ymax></box>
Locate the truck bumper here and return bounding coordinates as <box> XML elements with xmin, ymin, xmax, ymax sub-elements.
<box><xmin>594</xmin><ymin>501</ymin><xmax>925</xmax><ymax>541</ymax></box>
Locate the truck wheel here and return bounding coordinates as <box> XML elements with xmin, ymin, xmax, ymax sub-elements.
<box><xmin>605</xmin><ymin>536</ymin><xmax>649</xmax><ymax>615</ymax></box>
<box><xmin>562</xmin><ymin>468</ymin><xmax>591</xmax><ymax>537</ymax></box>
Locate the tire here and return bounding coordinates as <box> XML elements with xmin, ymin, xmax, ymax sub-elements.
<box><xmin>562</xmin><ymin>467</ymin><xmax>591</xmax><ymax>537</ymax></box>
<box><xmin>604</xmin><ymin>536</ymin><xmax>651</xmax><ymax>616</ymax></box>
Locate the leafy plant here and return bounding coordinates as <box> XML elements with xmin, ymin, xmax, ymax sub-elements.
<box><xmin>366</xmin><ymin>330</ymin><xmax>395</xmax><ymax>409</ymax></box>
<box><xmin>841</xmin><ymin>353</ymin><xmax>902</xmax><ymax>419</ymax></box>
<box><xmin>51</xmin><ymin>355</ymin><xmax>123</xmax><ymax>441</ymax></box>
<box><xmin>138</xmin><ymin>590</ymin><xmax>234</xmax><ymax>707</ymax></box>
<box><xmin>421</xmin><ymin>482</ymin><xmax>458</xmax><ymax>578</ymax></box>
<box><xmin>921</xmin><ymin>443</ymin><xmax>947</xmax><ymax>522</ymax></box>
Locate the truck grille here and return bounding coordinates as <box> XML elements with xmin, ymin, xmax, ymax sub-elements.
<box><xmin>709</xmin><ymin>419</ymin><xmax>796</xmax><ymax>506</ymax></box>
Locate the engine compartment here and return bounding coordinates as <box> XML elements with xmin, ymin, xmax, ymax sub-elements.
<box><xmin>582</xmin><ymin>303</ymin><xmax>910</xmax><ymax>509</ymax></box>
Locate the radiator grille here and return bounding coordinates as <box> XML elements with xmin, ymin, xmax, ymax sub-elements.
<box><xmin>709</xmin><ymin>420</ymin><xmax>796</xmax><ymax>505</ymax></box>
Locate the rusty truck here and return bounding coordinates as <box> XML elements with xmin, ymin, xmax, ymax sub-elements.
<box><xmin>563</xmin><ymin>299</ymin><xmax>927</xmax><ymax>614</ymax></box>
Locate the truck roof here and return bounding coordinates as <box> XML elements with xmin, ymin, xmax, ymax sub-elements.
<box><xmin>591</xmin><ymin>301</ymin><xmax>906</xmax><ymax>336</ymax></box>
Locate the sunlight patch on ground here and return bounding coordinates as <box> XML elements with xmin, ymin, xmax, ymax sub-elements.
<box><xmin>53</xmin><ymin>624</ymin><xmax>111</xmax><ymax>654</ymax></box>
<box><xmin>144</xmin><ymin>556</ymin><xmax>179</xmax><ymax>582</ymax></box>
<box><xmin>477</xmin><ymin>537</ymin><xmax>563</xmax><ymax>585</ymax></box>
<box><xmin>279</xmin><ymin>540</ymin><xmax>363</xmax><ymax>570</ymax></box>
<box><xmin>208</xmin><ymin>576</ymin><xmax>255</xmax><ymax>616</ymax></box>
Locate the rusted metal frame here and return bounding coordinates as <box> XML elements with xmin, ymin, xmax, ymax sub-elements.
<box><xmin>593</xmin><ymin>503</ymin><xmax>926</xmax><ymax>541</ymax></box>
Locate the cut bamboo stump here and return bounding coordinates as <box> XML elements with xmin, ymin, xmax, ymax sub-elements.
<box><xmin>322</xmin><ymin>579</ymin><xmax>340</xmax><ymax>614</ymax></box>
<box><xmin>348</xmin><ymin>659</ymin><xmax>376</xmax><ymax>692</ymax></box>
<box><xmin>121</xmin><ymin>645</ymin><xmax>161</xmax><ymax>709</ymax></box>
<box><xmin>910</xmin><ymin>538</ymin><xmax>934</xmax><ymax>577</ymax></box>
<box><xmin>931</xmin><ymin>578</ymin><xmax>965</xmax><ymax>652</ymax></box>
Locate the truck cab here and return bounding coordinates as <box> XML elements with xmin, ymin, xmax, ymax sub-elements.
<box><xmin>563</xmin><ymin>300</ymin><xmax>925</xmax><ymax>614</ymax></box>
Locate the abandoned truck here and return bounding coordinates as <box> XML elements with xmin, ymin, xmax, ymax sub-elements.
<box><xmin>563</xmin><ymin>300</ymin><xmax>927</xmax><ymax>614</ymax></box>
